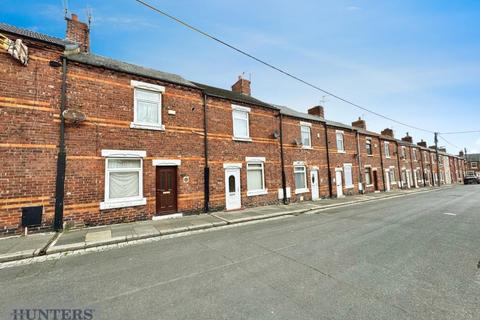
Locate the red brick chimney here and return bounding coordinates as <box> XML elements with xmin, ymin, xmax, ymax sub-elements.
<box><xmin>401</xmin><ymin>132</ymin><xmax>413</xmax><ymax>143</ymax></box>
<box><xmin>351</xmin><ymin>117</ymin><xmax>366</xmax><ymax>130</ymax></box>
<box><xmin>417</xmin><ymin>140</ymin><xmax>427</xmax><ymax>148</ymax></box>
<box><xmin>381</xmin><ymin>128</ymin><xmax>394</xmax><ymax>138</ymax></box>
<box><xmin>459</xmin><ymin>150</ymin><xmax>464</xmax><ymax>157</ymax></box>
<box><xmin>231</xmin><ymin>76</ymin><xmax>251</xmax><ymax>96</ymax></box>
<box><xmin>66</xmin><ymin>13</ymin><xmax>90</xmax><ymax>53</ymax></box>
<box><xmin>307</xmin><ymin>106</ymin><xmax>325</xmax><ymax>118</ymax></box>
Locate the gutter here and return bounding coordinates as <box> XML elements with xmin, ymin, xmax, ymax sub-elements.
<box><xmin>53</xmin><ymin>55</ymin><xmax>67</xmax><ymax>231</ymax></box>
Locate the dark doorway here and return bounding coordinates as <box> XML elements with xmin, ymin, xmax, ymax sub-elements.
<box><xmin>373</xmin><ymin>170</ymin><xmax>379</xmax><ymax>191</ymax></box>
<box><xmin>156</xmin><ymin>166</ymin><xmax>178</xmax><ymax>215</ymax></box>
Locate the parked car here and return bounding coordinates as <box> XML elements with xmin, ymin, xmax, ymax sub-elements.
<box><xmin>464</xmin><ymin>174</ymin><xmax>480</xmax><ymax>184</ymax></box>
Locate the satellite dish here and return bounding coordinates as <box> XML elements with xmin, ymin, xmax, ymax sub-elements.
<box><xmin>62</xmin><ymin>109</ymin><xmax>86</xmax><ymax>123</ymax></box>
<box><xmin>272</xmin><ymin>130</ymin><xmax>280</xmax><ymax>139</ymax></box>
<box><xmin>294</xmin><ymin>138</ymin><xmax>303</xmax><ymax>146</ymax></box>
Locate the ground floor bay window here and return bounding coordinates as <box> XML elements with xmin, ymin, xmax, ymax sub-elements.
<box><xmin>100</xmin><ymin>150</ymin><xmax>147</xmax><ymax>209</ymax></box>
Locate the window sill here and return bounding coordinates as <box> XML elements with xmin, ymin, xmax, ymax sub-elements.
<box><xmin>302</xmin><ymin>146</ymin><xmax>313</xmax><ymax>150</ymax></box>
<box><xmin>294</xmin><ymin>188</ymin><xmax>309</xmax><ymax>194</ymax></box>
<box><xmin>337</xmin><ymin>150</ymin><xmax>346</xmax><ymax>154</ymax></box>
<box><xmin>345</xmin><ymin>185</ymin><xmax>354</xmax><ymax>189</ymax></box>
<box><xmin>367</xmin><ymin>154</ymin><xmax>374</xmax><ymax>157</ymax></box>
<box><xmin>247</xmin><ymin>189</ymin><xmax>268</xmax><ymax>197</ymax></box>
<box><xmin>365</xmin><ymin>184</ymin><xmax>374</xmax><ymax>188</ymax></box>
<box><xmin>130</xmin><ymin>122</ymin><xmax>165</xmax><ymax>131</ymax></box>
<box><xmin>100</xmin><ymin>197</ymin><xmax>146</xmax><ymax>210</ymax></box>
<box><xmin>233</xmin><ymin>137</ymin><xmax>252</xmax><ymax>142</ymax></box>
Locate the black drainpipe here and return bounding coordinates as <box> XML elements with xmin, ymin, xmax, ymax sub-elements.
<box><xmin>323</xmin><ymin>122</ymin><xmax>333</xmax><ymax>198</ymax></box>
<box><xmin>202</xmin><ymin>93</ymin><xmax>210</xmax><ymax>213</ymax></box>
<box><xmin>279</xmin><ymin>112</ymin><xmax>287</xmax><ymax>204</ymax></box>
<box><xmin>53</xmin><ymin>56</ymin><xmax>67</xmax><ymax>231</ymax></box>
<box><xmin>379</xmin><ymin>137</ymin><xmax>386</xmax><ymax>192</ymax></box>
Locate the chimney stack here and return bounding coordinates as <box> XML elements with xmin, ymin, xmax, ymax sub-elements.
<box><xmin>381</xmin><ymin>128</ymin><xmax>394</xmax><ymax>138</ymax></box>
<box><xmin>231</xmin><ymin>75</ymin><xmax>251</xmax><ymax>96</ymax></box>
<box><xmin>459</xmin><ymin>150</ymin><xmax>464</xmax><ymax>157</ymax></box>
<box><xmin>351</xmin><ymin>117</ymin><xmax>366</xmax><ymax>129</ymax></box>
<box><xmin>307</xmin><ymin>105</ymin><xmax>325</xmax><ymax>118</ymax></box>
<box><xmin>417</xmin><ymin>140</ymin><xmax>427</xmax><ymax>148</ymax></box>
<box><xmin>401</xmin><ymin>132</ymin><xmax>413</xmax><ymax>143</ymax></box>
<box><xmin>66</xmin><ymin>13</ymin><xmax>90</xmax><ymax>53</ymax></box>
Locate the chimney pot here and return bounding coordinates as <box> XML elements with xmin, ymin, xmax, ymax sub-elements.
<box><xmin>66</xmin><ymin>13</ymin><xmax>90</xmax><ymax>53</ymax></box>
<box><xmin>307</xmin><ymin>105</ymin><xmax>325</xmax><ymax>118</ymax></box>
<box><xmin>351</xmin><ymin>117</ymin><xmax>366</xmax><ymax>130</ymax></box>
<box><xmin>381</xmin><ymin>128</ymin><xmax>394</xmax><ymax>138</ymax></box>
<box><xmin>231</xmin><ymin>76</ymin><xmax>251</xmax><ymax>96</ymax></box>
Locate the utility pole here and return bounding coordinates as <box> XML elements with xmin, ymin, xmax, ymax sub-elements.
<box><xmin>434</xmin><ymin>132</ymin><xmax>441</xmax><ymax>186</ymax></box>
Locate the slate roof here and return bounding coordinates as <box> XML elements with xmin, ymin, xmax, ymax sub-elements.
<box><xmin>466</xmin><ymin>153</ymin><xmax>480</xmax><ymax>162</ymax></box>
<box><xmin>68</xmin><ymin>53</ymin><xmax>197</xmax><ymax>88</ymax></box>
<box><xmin>274</xmin><ymin>104</ymin><xmax>324</xmax><ymax>122</ymax></box>
<box><xmin>193</xmin><ymin>82</ymin><xmax>276</xmax><ymax>109</ymax></box>
<box><xmin>0</xmin><ymin>22</ymin><xmax>71</xmax><ymax>47</ymax></box>
<box><xmin>326</xmin><ymin>120</ymin><xmax>354</xmax><ymax>130</ymax></box>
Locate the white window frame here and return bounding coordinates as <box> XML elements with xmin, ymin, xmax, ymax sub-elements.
<box><xmin>300</xmin><ymin>122</ymin><xmax>312</xmax><ymax>149</ymax></box>
<box><xmin>384</xmin><ymin>142</ymin><xmax>391</xmax><ymax>158</ymax></box>
<box><xmin>100</xmin><ymin>149</ymin><xmax>147</xmax><ymax>210</ymax></box>
<box><xmin>294</xmin><ymin>165</ymin><xmax>309</xmax><ymax>194</ymax></box>
<box><xmin>412</xmin><ymin>149</ymin><xmax>417</xmax><ymax>161</ymax></box>
<box><xmin>344</xmin><ymin>163</ymin><xmax>354</xmax><ymax>188</ymax></box>
<box><xmin>246</xmin><ymin>157</ymin><xmax>267</xmax><ymax>196</ymax></box>
<box><xmin>130</xmin><ymin>80</ymin><xmax>165</xmax><ymax>131</ymax></box>
<box><xmin>389</xmin><ymin>166</ymin><xmax>397</xmax><ymax>184</ymax></box>
<box><xmin>336</xmin><ymin>130</ymin><xmax>345</xmax><ymax>153</ymax></box>
<box><xmin>401</xmin><ymin>146</ymin><xmax>406</xmax><ymax>159</ymax></box>
<box><xmin>232</xmin><ymin>105</ymin><xmax>251</xmax><ymax>141</ymax></box>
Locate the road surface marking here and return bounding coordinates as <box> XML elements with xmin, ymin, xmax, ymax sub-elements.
<box><xmin>443</xmin><ymin>213</ymin><xmax>457</xmax><ymax>216</ymax></box>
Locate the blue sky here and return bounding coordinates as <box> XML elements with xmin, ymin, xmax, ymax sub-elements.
<box><xmin>2</xmin><ymin>0</ymin><xmax>480</xmax><ymax>153</ymax></box>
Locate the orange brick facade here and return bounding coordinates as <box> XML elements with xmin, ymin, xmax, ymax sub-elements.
<box><xmin>0</xmin><ymin>18</ymin><xmax>466</xmax><ymax>235</ymax></box>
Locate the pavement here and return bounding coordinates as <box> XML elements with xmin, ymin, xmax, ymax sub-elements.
<box><xmin>1</xmin><ymin>185</ymin><xmax>478</xmax><ymax>320</ymax></box>
<box><xmin>0</xmin><ymin>186</ymin><xmax>447</xmax><ymax>263</ymax></box>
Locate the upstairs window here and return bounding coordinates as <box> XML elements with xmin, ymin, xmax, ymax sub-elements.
<box><xmin>300</xmin><ymin>123</ymin><xmax>312</xmax><ymax>148</ymax></box>
<box><xmin>336</xmin><ymin>131</ymin><xmax>345</xmax><ymax>152</ymax></box>
<box><xmin>232</xmin><ymin>105</ymin><xmax>251</xmax><ymax>140</ymax></box>
<box><xmin>384</xmin><ymin>142</ymin><xmax>391</xmax><ymax>158</ymax></box>
<box><xmin>366</xmin><ymin>139</ymin><xmax>373</xmax><ymax>155</ymax></box>
<box><xmin>472</xmin><ymin>162</ymin><xmax>478</xmax><ymax>169</ymax></box>
<box><xmin>131</xmin><ymin>80</ymin><xmax>165</xmax><ymax>131</ymax></box>
<box><xmin>401</xmin><ymin>146</ymin><xmax>406</xmax><ymax>158</ymax></box>
<box><xmin>412</xmin><ymin>149</ymin><xmax>417</xmax><ymax>161</ymax></box>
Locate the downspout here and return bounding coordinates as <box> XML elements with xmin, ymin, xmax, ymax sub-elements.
<box><xmin>379</xmin><ymin>138</ymin><xmax>386</xmax><ymax>192</ymax></box>
<box><xmin>202</xmin><ymin>93</ymin><xmax>210</xmax><ymax>213</ymax></box>
<box><xmin>53</xmin><ymin>56</ymin><xmax>67</xmax><ymax>231</ymax></box>
<box><xmin>396</xmin><ymin>142</ymin><xmax>404</xmax><ymax>189</ymax></box>
<box><xmin>355</xmin><ymin>130</ymin><xmax>364</xmax><ymax>194</ymax></box>
<box><xmin>279</xmin><ymin>112</ymin><xmax>287</xmax><ymax>204</ymax></box>
<box><xmin>323</xmin><ymin>122</ymin><xmax>333</xmax><ymax>198</ymax></box>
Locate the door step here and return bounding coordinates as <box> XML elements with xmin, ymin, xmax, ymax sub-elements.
<box><xmin>152</xmin><ymin>213</ymin><xmax>183</xmax><ymax>221</ymax></box>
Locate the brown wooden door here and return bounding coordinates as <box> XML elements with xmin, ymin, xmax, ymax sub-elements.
<box><xmin>373</xmin><ymin>170</ymin><xmax>379</xmax><ymax>191</ymax></box>
<box><xmin>156</xmin><ymin>166</ymin><xmax>177</xmax><ymax>215</ymax></box>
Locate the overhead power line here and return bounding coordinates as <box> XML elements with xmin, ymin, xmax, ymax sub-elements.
<box><xmin>440</xmin><ymin>130</ymin><xmax>480</xmax><ymax>135</ymax></box>
<box><xmin>134</xmin><ymin>0</ymin><xmax>435</xmax><ymax>134</ymax></box>
<box><xmin>438</xmin><ymin>134</ymin><xmax>461</xmax><ymax>150</ymax></box>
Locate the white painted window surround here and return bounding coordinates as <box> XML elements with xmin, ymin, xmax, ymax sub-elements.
<box><xmin>336</xmin><ymin>130</ymin><xmax>345</xmax><ymax>153</ymax></box>
<box><xmin>384</xmin><ymin>142</ymin><xmax>391</xmax><ymax>158</ymax></box>
<box><xmin>294</xmin><ymin>165</ymin><xmax>309</xmax><ymax>194</ymax></box>
<box><xmin>246</xmin><ymin>157</ymin><xmax>267</xmax><ymax>196</ymax></box>
<box><xmin>232</xmin><ymin>105</ymin><xmax>251</xmax><ymax>141</ymax></box>
<box><xmin>100</xmin><ymin>149</ymin><xmax>147</xmax><ymax>210</ymax></box>
<box><xmin>300</xmin><ymin>122</ymin><xmax>312</xmax><ymax>149</ymax></box>
<box><xmin>130</xmin><ymin>80</ymin><xmax>165</xmax><ymax>131</ymax></box>
<box><xmin>152</xmin><ymin>159</ymin><xmax>181</xmax><ymax>166</ymax></box>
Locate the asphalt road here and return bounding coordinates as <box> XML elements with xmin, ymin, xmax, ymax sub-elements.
<box><xmin>1</xmin><ymin>186</ymin><xmax>480</xmax><ymax>320</ymax></box>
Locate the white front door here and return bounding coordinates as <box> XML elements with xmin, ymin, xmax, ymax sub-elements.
<box><xmin>311</xmin><ymin>170</ymin><xmax>319</xmax><ymax>200</ymax></box>
<box><xmin>335</xmin><ymin>170</ymin><xmax>343</xmax><ymax>197</ymax></box>
<box><xmin>385</xmin><ymin>169</ymin><xmax>391</xmax><ymax>191</ymax></box>
<box><xmin>225</xmin><ymin>168</ymin><xmax>241</xmax><ymax>210</ymax></box>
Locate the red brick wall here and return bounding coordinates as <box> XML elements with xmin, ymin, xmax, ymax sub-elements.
<box><xmin>0</xmin><ymin>36</ymin><xmax>64</xmax><ymax>235</ymax></box>
<box><xmin>358</xmin><ymin>134</ymin><xmax>385</xmax><ymax>193</ymax></box>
